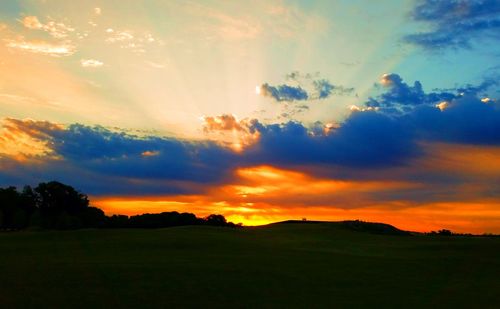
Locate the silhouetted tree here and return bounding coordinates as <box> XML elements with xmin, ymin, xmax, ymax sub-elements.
<box><xmin>0</xmin><ymin>187</ymin><xmax>21</xmax><ymax>229</ymax></box>
<box><xmin>106</xmin><ymin>215</ymin><xmax>129</xmax><ymax>228</ymax></box>
<box><xmin>437</xmin><ymin>229</ymin><xmax>453</xmax><ymax>236</ymax></box>
<box><xmin>204</xmin><ymin>214</ymin><xmax>227</xmax><ymax>226</ymax></box>
<box><xmin>34</xmin><ymin>181</ymin><xmax>89</xmax><ymax>229</ymax></box>
<box><xmin>1</xmin><ymin>181</ymin><xmax>239</xmax><ymax>230</ymax></box>
<box><xmin>81</xmin><ymin>207</ymin><xmax>107</xmax><ymax>228</ymax></box>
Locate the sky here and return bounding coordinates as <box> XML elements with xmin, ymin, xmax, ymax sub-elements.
<box><xmin>1</xmin><ymin>0</ymin><xmax>500</xmax><ymax>233</ymax></box>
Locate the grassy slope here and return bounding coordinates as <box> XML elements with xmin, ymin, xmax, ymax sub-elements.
<box><xmin>0</xmin><ymin>222</ymin><xmax>499</xmax><ymax>308</ymax></box>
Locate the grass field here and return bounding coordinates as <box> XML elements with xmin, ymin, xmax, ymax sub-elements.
<box><xmin>1</xmin><ymin>222</ymin><xmax>499</xmax><ymax>308</ymax></box>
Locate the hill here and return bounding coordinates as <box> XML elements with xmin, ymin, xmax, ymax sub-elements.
<box><xmin>272</xmin><ymin>219</ymin><xmax>411</xmax><ymax>235</ymax></box>
<box><xmin>0</xmin><ymin>224</ymin><xmax>499</xmax><ymax>308</ymax></box>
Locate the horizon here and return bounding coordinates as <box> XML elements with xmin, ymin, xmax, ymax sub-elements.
<box><xmin>1</xmin><ymin>0</ymin><xmax>500</xmax><ymax>234</ymax></box>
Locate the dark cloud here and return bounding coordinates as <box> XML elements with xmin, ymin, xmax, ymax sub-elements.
<box><xmin>455</xmin><ymin>77</ymin><xmax>499</xmax><ymax>95</ymax></box>
<box><xmin>0</xmin><ymin>120</ymin><xmax>240</xmax><ymax>195</ymax></box>
<box><xmin>285</xmin><ymin>71</ymin><xmax>319</xmax><ymax>81</ymax></box>
<box><xmin>258</xmin><ymin>72</ymin><xmax>355</xmax><ymax>102</ymax></box>
<box><xmin>244</xmin><ymin>111</ymin><xmax>418</xmax><ymax>168</ymax></box>
<box><xmin>404</xmin><ymin>0</ymin><xmax>500</xmax><ymax>50</ymax></box>
<box><xmin>365</xmin><ymin>73</ymin><xmax>456</xmax><ymax>110</ymax></box>
<box><xmin>410</xmin><ymin>95</ymin><xmax>500</xmax><ymax>145</ymax></box>
<box><xmin>365</xmin><ymin>73</ymin><xmax>497</xmax><ymax>113</ymax></box>
<box><xmin>259</xmin><ymin>83</ymin><xmax>309</xmax><ymax>101</ymax></box>
<box><xmin>313</xmin><ymin>79</ymin><xmax>354</xmax><ymax>98</ymax></box>
<box><xmin>1</xmin><ymin>112</ymin><xmax>418</xmax><ymax>196</ymax></box>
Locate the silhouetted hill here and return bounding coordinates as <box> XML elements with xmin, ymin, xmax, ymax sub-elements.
<box><xmin>271</xmin><ymin>219</ymin><xmax>410</xmax><ymax>235</ymax></box>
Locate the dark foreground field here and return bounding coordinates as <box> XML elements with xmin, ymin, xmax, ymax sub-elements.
<box><xmin>1</xmin><ymin>222</ymin><xmax>499</xmax><ymax>308</ymax></box>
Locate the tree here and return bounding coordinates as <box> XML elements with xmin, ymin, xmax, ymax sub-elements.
<box><xmin>81</xmin><ymin>207</ymin><xmax>106</xmax><ymax>228</ymax></box>
<box><xmin>35</xmin><ymin>181</ymin><xmax>89</xmax><ymax>214</ymax></box>
<box><xmin>106</xmin><ymin>215</ymin><xmax>129</xmax><ymax>228</ymax></box>
<box><xmin>204</xmin><ymin>214</ymin><xmax>227</xmax><ymax>226</ymax></box>
<box><xmin>437</xmin><ymin>229</ymin><xmax>453</xmax><ymax>236</ymax></box>
<box><xmin>1</xmin><ymin>181</ymin><xmax>238</xmax><ymax>230</ymax></box>
<box><xmin>34</xmin><ymin>181</ymin><xmax>90</xmax><ymax>229</ymax></box>
<box><xmin>0</xmin><ymin>187</ymin><xmax>21</xmax><ymax>229</ymax></box>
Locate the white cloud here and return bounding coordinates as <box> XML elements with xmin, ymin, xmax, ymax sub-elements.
<box><xmin>6</xmin><ymin>38</ymin><xmax>75</xmax><ymax>57</ymax></box>
<box><xmin>106</xmin><ymin>30</ymin><xmax>134</xmax><ymax>43</ymax></box>
<box><xmin>20</xmin><ymin>16</ymin><xmax>75</xmax><ymax>39</ymax></box>
<box><xmin>21</xmin><ymin>16</ymin><xmax>43</xmax><ymax>29</ymax></box>
<box><xmin>94</xmin><ymin>8</ymin><xmax>102</xmax><ymax>15</ymax></box>
<box><xmin>105</xmin><ymin>29</ymin><xmax>162</xmax><ymax>53</ymax></box>
<box><xmin>80</xmin><ymin>59</ymin><xmax>104</xmax><ymax>68</ymax></box>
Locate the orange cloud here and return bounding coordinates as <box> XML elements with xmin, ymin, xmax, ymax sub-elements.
<box><xmin>218</xmin><ymin>165</ymin><xmax>419</xmax><ymax>206</ymax></box>
<box><xmin>421</xmin><ymin>143</ymin><xmax>500</xmax><ymax>177</ymax></box>
<box><xmin>201</xmin><ymin>114</ymin><xmax>260</xmax><ymax>152</ymax></box>
<box><xmin>0</xmin><ymin>118</ymin><xmax>60</xmax><ymax>160</ymax></box>
<box><xmin>141</xmin><ymin>150</ymin><xmax>160</xmax><ymax>157</ymax></box>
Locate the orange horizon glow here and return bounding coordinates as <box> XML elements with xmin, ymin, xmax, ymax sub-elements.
<box><xmin>94</xmin><ymin>196</ymin><xmax>500</xmax><ymax>234</ymax></box>
<box><xmin>93</xmin><ymin>165</ymin><xmax>500</xmax><ymax>234</ymax></box>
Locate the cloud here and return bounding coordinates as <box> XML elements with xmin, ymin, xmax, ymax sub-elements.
<box><xmin>365</xmin><ymin>73</ymin><xmax>497</xmax><ymax>113</ymax></box>
<box><xmin>0</xmin><ymin>118</ymin><xmax>58</xmax><ymax>160</ymax></box>
<box><xmin>258</xmin><ymin>83</ymin><xmax>309</xmax><ymax>102</ymax></box>
<box><xmin>404</xmin><ymin>0</ymin><xmax>500</xmax><ymax>50</ymax></box>
<box><xmin>202</xmin><ymin>114</ymin><xmax>261</xmax><ymax>152</ymax></box>
<box><xmin>410</xmin><ymin>95</ymin><xmax>500</xmax><ymax>145</ymax></box>
<box><xmin>202</xmin><ymin>114</ymin><xmax>249</xmax><ymax>133</ymax></box>
<box><xmin>365</xmin><ymin>73</ymin><xmax>456</xmax><ymax>110</ymax></box>
<box><xmin>21</xmin><ymin>16</ymin><xmax>43</xmax><ymax>30</ymax></box>
<box><xmin>313</xmin><ymin>79</ymin><xmax>354</xmax><ymax>98</ymax></box>
<box><xmin>4</xmin><ymin>15</ymin><xmax>76</xmax><ymax>57</ymax></box>
<box><xmin>258</xmin><ymin>73</ymin><xmax>355</xmax><ymax>102</ymax></box>
<box><xmin>94</xmin><ymin>8</ymin><xmax>102</xmax><ymax>15</ymax></box>
<box><xmin>244</xmin><ymin>112</ymin><xmax>418</xmax><ymax>168</ymax></box>
<box><xmin>105</xmin><ymin>29</ymin><xmax>162</xmax><ymax>53</ymax></box>
<box><xmin>80</xmin><ymin>59</ymin><xmax>104</xmax><ymax>68</ymax></box>
<box><xmin>0</xmin><ymin>119</ymin><xmax>239</xmax><ymax>195</ymax></box>
<box><xmin>0</xmin><ymin>112</ymin><xmax>411</xmax><ymax>197</ymax></box>
<box><xmin>105</xmin><ymin>29</ymin><xmax>134</xmax><ymax>43</ymax></box>
<box><xmin>20</xmin><ymin>16</ymin><xmax>75</xmax><ymax>39</ymax></box>
<box><xmin>6</xmin><ymin>38</ymin><xmax>75</xmax><ymax>56</ymax></box>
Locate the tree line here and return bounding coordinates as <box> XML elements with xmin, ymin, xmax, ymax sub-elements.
<box><xmin>0</xmin><ymin>181</ymin><xmax>239</xmax><ymax>230</ymax></box>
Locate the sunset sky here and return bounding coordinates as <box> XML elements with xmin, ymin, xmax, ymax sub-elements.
<box><xmin>1</xmin><ymin>0</ymin><xmax>500</xmax><ymax>233</ymax></box>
